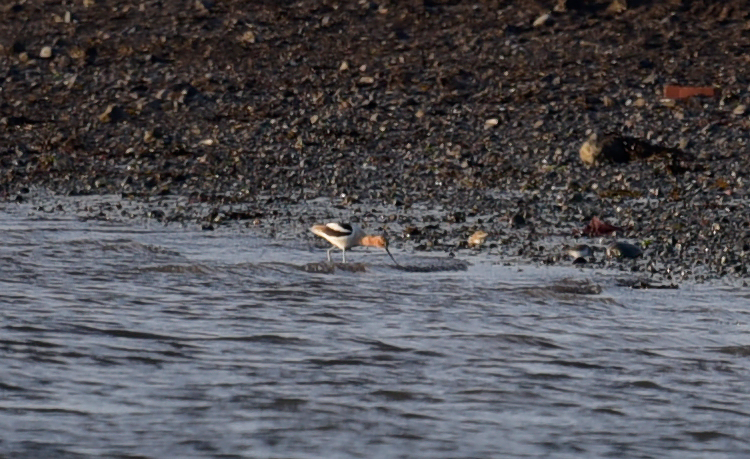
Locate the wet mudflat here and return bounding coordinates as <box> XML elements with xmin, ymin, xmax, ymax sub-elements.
<box><xmin>2</xmin><ymin>201</ymin><xmax>750</xmax><ymax>459</ymax></box>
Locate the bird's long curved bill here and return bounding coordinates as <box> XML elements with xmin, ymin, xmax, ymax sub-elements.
<box><xmin>385</xmin><ymin>247</ymin><xmax>400</xmax><ymax>267</ymax></box>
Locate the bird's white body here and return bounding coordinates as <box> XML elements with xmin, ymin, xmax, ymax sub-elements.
<box><xmin>311</xmin><ymin>223</ymin><xmax>365</xmax><ymax>261</ymax></box>
<box><xmin>310</xmin><ymin>223</ymin><xmax>396</xmax><ymax>264</ymax></box>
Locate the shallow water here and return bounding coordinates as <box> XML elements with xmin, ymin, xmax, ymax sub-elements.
<box><xmin>2</xmin><ymin>201</ymin><xmax>750</xmax><ymax>459</ymax></box>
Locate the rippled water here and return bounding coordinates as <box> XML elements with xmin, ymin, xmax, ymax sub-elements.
<box><xmin>2</xmin><ymin>201</ymin><xmax>750</xmax><ymax>459</ymax></box>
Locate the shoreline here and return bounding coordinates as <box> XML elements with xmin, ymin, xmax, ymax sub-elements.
<box><xmin>2</xmin><ymin>1</ymin><xmax>750</xmax><ymax>281</ymax></box>
<box><xmin>7</xmin><ymin>189</ymin><xmax>747</xmax><ymax>285</ymax></box>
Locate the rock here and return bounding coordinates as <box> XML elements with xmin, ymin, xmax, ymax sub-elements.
<box><xmin>511</xmin><ymin>212</ymin><xmax>526</xmax><ymax>228</ymax></box>
<box><xmin>98</xmin><ymin>104</ymin><xmax>125</xmax><ymax>123</ymax></box>
<box><xmin>733</xmin><ymin>104</ymin><xmax>747</xmax><ymax>116</ymax></box>
<box><xmin>194</xmin><ymin>0</ymin><xmax>214</xmax><ymax>15</ymax></box>
<box><xmin>238</xmin><ymin>30</ymin><xmax>256</xmax><ymax>44</ymax></box>
<box><xmin>468</xmin><ymin>230</ymin><xmax>488</xmax><ymax>248</ymax></box>
<box><xmin>643</xmin><ymin>72</ymin><xmax>657</xmax><ymax>84</ymax></box>
<box><xmin>11</xmin><ymin>41</ymin><xmax>25</xmax><ymax>54</ymax></box>
<box><xmin>39</xmin><ymin>46</ymin><xmax>53</xmax><ymax>59</ymax></box>
<box><xmin>606</xmin><ymin>0</ymin><xmax>627</xmax><ymax>14</ymax></box>
<box><xmin>564</xmin><ymin>244</ymin><xmax>593</xmax><ymax>259</ymax></box>
<box><xmin>579</xmin><ymin>133</ymin><xmax>628</xmax><ymax>164</ymax></box>
<box><xmin>403</xmin><ymin>226</ymin><xmax>421</xmax><ymax>238</ymax></box>
<box><xmin>533</xmin><ymin>12</ymin><xmax>552</xmax><ymax>28</ymax></box>
<box><xmin>607</xmin><ymin>241</ymin><xmax>643</xmax><ymax>259</ymax></box>
<box><xmin>357</xmin><ymin>76</ymin><xmax>375</xmax><ymax>85</ymax></box>
<box><xmin>484</xmin><ymin>118</ymin><xmax>498</xmax><ymax>128</ymax></box>
<box><xmin>553</xmin><ymin>0</ymin><xmax>568</xmax><ymax>12</ymax></box>
<box><xmin>69</xmin><ymin>46</ymin><xmax>85</xmax><ymax>59</ymax></box>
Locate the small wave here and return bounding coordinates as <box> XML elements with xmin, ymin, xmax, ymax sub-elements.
<box><xmin>210</xmin><ymin>334</ymin><xmax>307</xmax><ymax>345</ymax></box>
<box><xmin>0</xmin><ymin>382</ymin><xmax>26</xmax><ymax>392</ymax></box>
<box><xmin>625</xmin><ymin>380</ymin><xmax>668</xmax><ymax>390</ymax></box>
<box><xmin>299</xmin><ymin>262</ymin><xmax>368</xmax><ymax>273</ymax></box>
<box><xmin>395</xmin><ymin>257</ymin><xmax>469</xmax><ymax>272</ymax></box>
<box><xmin>307</xmin><ymin>357</ymin><xmax>374</xmax><ymax>366</ymax></box>
<box><xmin>713</xmin><ymin>345</ymin><xmax>750</xmax><ymax>356</ymax></box>
<box><xmin>549</xmin><ymin>279</ymin><xmax>603</xmax><ymax>295</ymax></box>
<box><xmin>371</xmin><ymin>390</ymin><xmax>419</xmax><ymax>401</ymax></box>
<box><xmin>497</xmin><ymin>334</ymin><xmax>563</xmax><ymax>349</ymax></box>
<box><xmin>353</xmin><ymin>338</ymin><xmax>414</xmax><ymax>353</ymax></box>
<box><xmin>297</xmin><ymin>257</ymin><xmax>469</xmax><ymax>274</ymax></box>
<box><xmin>67</xmin><ymin>238</ymin><xmax>182</xmax><ymax>257</ymax></box>
<box><xmin>263</xmin><ymin>397</ymin><xmax>308</xmax><ymax>411</ymax></box>
<box><xmin>687</xmin><ymin>430</ymin><xmax>736</xmax><ymax>442</ymax></box>
<box><xmin>551</xmin><ymin>359</ymin><xmax>608</xmax><ymax>370</ymax></box>
<box><xmin>136</xmin><ymin>264</ymin><xmax>214</xmax><ymax>274</ymax></box>
<box><xmin>71</xmin><ymin>325</ymin><xmax>178</xmax><ymax>340</ymax></box>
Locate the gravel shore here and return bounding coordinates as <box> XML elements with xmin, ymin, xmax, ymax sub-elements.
<box><xmin>2</xmin><ymin>0</ymin><xmax>750</xmax><ymax>282</ymax></box>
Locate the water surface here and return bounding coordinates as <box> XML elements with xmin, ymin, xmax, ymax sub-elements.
<box><xmin>1</xmin><ymin>202</ymin><xmax>749</xmax><ymax>458</ymax></box>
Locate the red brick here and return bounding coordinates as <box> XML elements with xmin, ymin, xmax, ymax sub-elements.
<box><xmin>663</xmin><ymin>85</ymin><xmax>717</xmax><ymax>99</ymax></box>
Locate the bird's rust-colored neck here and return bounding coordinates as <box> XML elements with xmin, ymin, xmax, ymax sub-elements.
<box><xmin>360</xmin><ymin>235</ymin><xmax>387</xmax><ymax>248</ymax></box>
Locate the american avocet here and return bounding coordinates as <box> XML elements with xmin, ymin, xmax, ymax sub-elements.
<box><xmin>310</xmin><ymin>223</ymin><xmax>398</xmax><ymax>265</ymax></box>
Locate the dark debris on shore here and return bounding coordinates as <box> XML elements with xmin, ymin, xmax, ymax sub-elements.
<box><xmin>2</xmin><ymin>0</ymin><xmax>750</xmax><ymax>281</ymax></box>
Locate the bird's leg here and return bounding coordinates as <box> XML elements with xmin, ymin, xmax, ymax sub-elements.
<box><xmin>327</xmin><ymin>247</ymin><xmax>334</xmax><ymax>263</ymax></box>
<box><xmin>342</xmin><ymin>249</ymin><xmax>347</xmax><ymax>263</ymax></box>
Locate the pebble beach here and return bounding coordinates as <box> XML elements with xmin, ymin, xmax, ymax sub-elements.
<box><xmin>2</xmin><ymin>0</ymin><xmax>750</xmax><ymax>282</ymax></box>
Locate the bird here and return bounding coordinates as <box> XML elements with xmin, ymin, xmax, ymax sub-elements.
<box><xmin>310</xmin><ymin>223</ymin><xmax>399</xmax><ymax>265</ymax></box>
